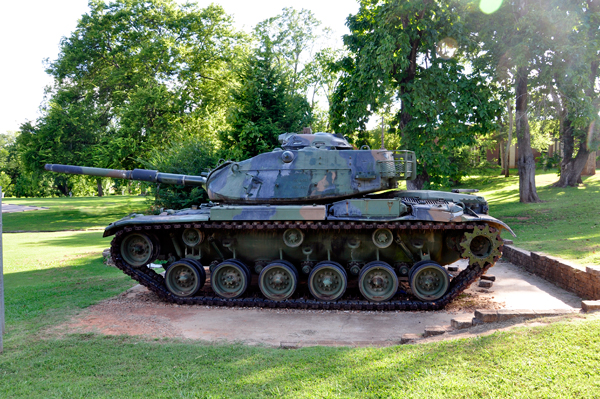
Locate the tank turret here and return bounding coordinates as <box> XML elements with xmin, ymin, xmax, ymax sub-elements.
<box><xmin>46</xmin><ymin>133</ymin><xmax>416</xmax><ymax>205</ymax></box>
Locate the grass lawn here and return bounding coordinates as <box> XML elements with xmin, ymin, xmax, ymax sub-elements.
<box><xmin>0</xmin><ymin>174</ymin><xmax>599</xmax><ymax>397</ymax></box>
<box><xmin>2</xmin><ymin>195</ymin><xmax>147</xmax><ymax>232</ymax></box>
<box><xmin>458</xmin><ymin>169</ymin><xmax>600</xmax><ymax>267</ymax></box>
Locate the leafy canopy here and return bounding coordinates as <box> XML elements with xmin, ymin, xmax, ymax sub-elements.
<box><xmin>19</xmin><ymin>0</ymin><xmax>243</xmax><ymax>173</ymax></box>
<box><xmin>332</xmin><ymin>0</ymin><xmax>502</xmax><ymax>188</ymax></box>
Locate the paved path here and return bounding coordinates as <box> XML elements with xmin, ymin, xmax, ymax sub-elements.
<box><xmin>1</xmin><ymin>204</ymin><xmax>49</xmax><ymax>213</ymax></box>
<box><xmin>70</xmin><ymin>258</ymin><xmax>582</xmax><ymax>346</ymax></box>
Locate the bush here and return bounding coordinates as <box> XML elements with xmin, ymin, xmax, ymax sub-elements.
<box><xmin>142</xmin><ymin>136</ymin><xmax>218</xmax><ymax>210</ymax></box>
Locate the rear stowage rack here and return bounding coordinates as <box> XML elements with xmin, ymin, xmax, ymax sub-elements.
<box><xmin>378</xmin><ymin>150</ymin><xmax>416</xmax><ymax>181</ymax></box>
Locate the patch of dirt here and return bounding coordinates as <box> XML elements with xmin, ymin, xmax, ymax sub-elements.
<box><xmin>61</xmin><ymin>283</ymin><xmax>505</xmax><ymax>342</ymax></box>
<box><xmin>444</xmin><ymin>291</ymin><xmax>504</xmax><ymax>312</ymax></box>
<box><xmin>66</xmin><ymin>287</ymin><xmax>185</xmax><ymax>338</ymax></box>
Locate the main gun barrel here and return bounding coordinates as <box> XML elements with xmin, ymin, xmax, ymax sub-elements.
<box><xmin>44</xmin><ymin>164</ymin><xmax>206</xmax><ymax>187</ymax></box>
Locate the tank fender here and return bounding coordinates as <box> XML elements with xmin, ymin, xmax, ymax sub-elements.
<box><xmin>463</xmin><ymin>214</ymin><xmax>516</xmax><ymax>237</ymax></box>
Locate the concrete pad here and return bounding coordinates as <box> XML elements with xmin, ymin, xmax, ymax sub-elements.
<box><xmin>458</xmin><ymin>259</ymin><xmax>581</xmax><ymax>310</ymax></box>
<box><xmin>163</xmin><ymin>307</ymin><xmax>457</xmax><ymax>346</ymax></box>
<box><xmin>67</xmin><ymin>258</ymin><xmax>583</xmax><ymax>347</ymax></box>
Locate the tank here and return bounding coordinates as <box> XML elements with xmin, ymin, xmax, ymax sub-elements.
<box><xmin>45</xmin><ymin>132</ymin><xmax>514</xmax><ymax>311</ymax></box>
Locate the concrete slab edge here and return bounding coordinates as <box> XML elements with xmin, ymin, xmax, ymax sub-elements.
<box><xmin>398</xmin><ymin>309</ymin><xmax>581</xmax><ymax>346</ymax></box>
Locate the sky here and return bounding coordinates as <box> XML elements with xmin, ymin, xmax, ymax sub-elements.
<box><xmin>0</xmin><ymin>0</ymin><xmax>360</xmax><ymax>135</ymax></box>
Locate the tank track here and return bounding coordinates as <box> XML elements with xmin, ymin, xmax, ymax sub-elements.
<box><xmin>110</xmin><ymin>220</ymin><xmax>502</xmax><ymax>311</ymax></box>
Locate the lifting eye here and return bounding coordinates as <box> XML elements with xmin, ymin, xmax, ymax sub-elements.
<box><xmin>281</xmin><ymin>151</ymin><xmax>295</xmax><ymax>163</ymax></box>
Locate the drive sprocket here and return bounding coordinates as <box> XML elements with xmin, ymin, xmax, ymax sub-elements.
<box><xmin>459</xmin><ymin>224</ymin><xmax>503</xmax><ymax>267</ymax></box>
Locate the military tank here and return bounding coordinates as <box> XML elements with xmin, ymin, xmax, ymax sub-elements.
<box><xmin>45</xmin><ymin>132</ymin><xmax>514</xmax><ymax>311</ymax></box>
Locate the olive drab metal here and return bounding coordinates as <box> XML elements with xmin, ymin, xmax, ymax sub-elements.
<box><xmin>45</xmin><ymin>132</ymin><xmax>515</xmax><ymax>310</ymax></box>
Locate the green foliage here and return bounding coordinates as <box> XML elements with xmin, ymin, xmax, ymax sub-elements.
<box><xmin>536</xmin><ymin>152</ymin><xmax>562</xmax><ymax>171</ymax></box>
<box><xmin>0</xmin><ymin>170</ymin><xmax>11</xmax><ymax>191</ymax></box>
<box><xmin>142</xmin><ymin>136</ymin><xmax>218</xmax><ymax>210</ymax></box>
<box><xmin>19</xmin><ymin>0</ymin><xmax>243</xmax><ymax>179</ymax></box>
<box><xmin>332</xmin><ymin>0</ymin><xmax>503</xmax><ymax>188</ymax></box>
<box><xmin>221</xmin><ymin>45</ymin><xmax>312</xmax><ymax>159</ymax></box>
<box><xmin>254</xmin><ymin>7</ymin><xmax>327</xmax><ymax>93</ymax></box>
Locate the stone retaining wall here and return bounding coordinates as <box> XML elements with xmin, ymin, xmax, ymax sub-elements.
<box><xmin>502</xmin><ymin>245</ymin><xmax>600</xmax><ymax>300</ymax></box>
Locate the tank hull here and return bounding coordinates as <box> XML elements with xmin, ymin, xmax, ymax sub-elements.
<box><xmin>107</xmin><ymin>193</ymin><xmax>513</xmax><ymax>309</ymax></box>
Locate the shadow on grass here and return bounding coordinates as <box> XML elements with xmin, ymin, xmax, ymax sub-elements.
<box><xmin>4</xmin><ymin>257</ymin><xmax>134</xmax><ymax>328</ymax></box>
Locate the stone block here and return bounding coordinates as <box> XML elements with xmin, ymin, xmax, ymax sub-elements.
<box><xmin>497</xmin><ymin>309</ymin><xmax>526</xmax><ymax>321</ymax></box>
<box><xmin>587</xmin><ymin>266</ymin><xmax>600</xmax><ymax>277</ymax></box>
<box><xmin>401</xmin><ymin>333</ymin><xmax>422</xmax><ymax>344</ymax></box>
<box><xmin>423</xmin><ymin>326</ymin><xmax>447</xmax><ymax>337</ymax></box>
<box><xmin>503</xmin><ymin>239</ymin><xmax>514</xmax><ymax>245</ymax></box>
<box><xmin>447</xmin><ymin>266</ymin><xmax>459</xmax><ymax>272</ymax></box>
<box><xmin>478</xmin><ymin>280</ymin><xmax>493</xmax><ymax>288</ymax></box>
<box><xmin>474</xmin><ymin>310</ymin><xmax>498</xmax><ymax>323</ymax></box>
<box><xmin>480</xmin><ymin>275</ymin><xmax>496</xmax><ymax>281</ymax></box>
<box><xmin>451</xmin><ymin>316</ymin><xmax>473</xmax><ymax>330</ymax></box>
<box><xmin>582</xmin><ymin>300</ymin><xmax>600</xmax><ymax>313</ymax></box>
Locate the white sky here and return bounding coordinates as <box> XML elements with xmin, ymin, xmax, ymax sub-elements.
<box><xmin>0</xmin><ymin>0</ymin><xmax>360</xmax><ymax>135</ymax></box>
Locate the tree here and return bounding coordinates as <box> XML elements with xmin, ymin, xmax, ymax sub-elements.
<box><xmin>331</xmin><ymin>0</ymin><xmax>502</xmax><ymax>189</ymax></box>
<box><xmin>221</xmin><ymin>44</ymin><xmax>311</xmax><ymax>159</ymax></box>
<box><xmin>19</xmin><ymin>0</ymin><xmax>243</xmax><ymax>195</ymax></box>
<box><xmin>254</xmin><ymin>8</ymin><xmax>327</xmax><ymax>93</ymax></box>
<box><xmin>467</xmin><ymin>0</ymin><xmax>578</xmax><ymax>201</ymax></box>
<box><xmin>549</xmin><ymin>0</ymin><xmax>600</xmax><ymax>187</ymax></box>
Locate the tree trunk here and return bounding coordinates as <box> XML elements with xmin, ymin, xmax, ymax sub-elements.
<box><xmin>553</xmin><ymin>55</ymin><xmax>598</xmax><ymax>187</ymax></box>
<box><xmin>499</xmin><ymin>140</ymin><xmax>506</xmax><ymax>173</ymax></box>
<box><xmin>504</xmin><ymin>96</ymin><xmax>514</xmax><ymax>177</ymax></box>
<box><xmin>96</xmin><ymin>178</ymin><xmax>104</xmax><ymax>197</ymax></box>
<box><xmin>553</xmin><ymin>135</ymin><xmax>590</xmax><ymax>187</ymax></box>
<box><xmin>57</xmin><ymin>181</ymin><xmax>70</xmax><ymax>196</ymax></box>
<box><xmin>582</xmin><ymin>151</ymin><xmax>596</xmax><ymax>176</ymax></box>
<box><xmin>406</xmin><ymin>166</ymin><xmax>430</xmax><ymax>190</ymax></box>
<box><xmin>515</xmin><ymin>66</ymin><xmax>540</xmax><ymax>202</ymax></box>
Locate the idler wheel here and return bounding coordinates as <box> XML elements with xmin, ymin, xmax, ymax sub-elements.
<box><xmin>259</xmin><ymin>260</ymin><xmax>298</xmax><ymax>301</ymax></box>
<box><xmin>460</xmin><ymin>225</ymin><xmax>502</xmax><ymax>267</ymax></box>
<box><xmin>211</xmin><ymin>259</ymin><xmax>250</xmax><ymax>299</ymax></box>
<box><xmin>120</xmin><ymin>232</ymin><xmax>156</xmax><ymax>267</ymax></box>
<box><xmin>282</xmin><ymin>228</ymin><xmax>304</xmax><ymax>247</ymax></box>
<box><xmin>358</xmin><ymin>261</ymin><xmax>399</xmax><ymax>302</ymax></box>
<box><xmin>308</xmin><ymin>261</ymin><xmax>347</xmax><ymax>301</ymax></box>
<box><xmin>165</xmin><ymin>259</ymin><xmax>205</xmax><ymax>297</ymax></box>
<box><xmin>409</xmin><ymin>262</ymin><xmax>449</xmax><ymax>301</ymax></box>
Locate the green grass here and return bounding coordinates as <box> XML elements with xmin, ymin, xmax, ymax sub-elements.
<box><xmin>0</xmin><ymin>317</ymin><xmax>598</xmax><ymax>398</ymax></box>
<box><xmin>1</xmin><ymin>195</ymin><xmax>147</xmax><ymax>232</ymax></box>
<box><xmin>458</xmin><ymin>169</ymin><xmax>600</xmax><ymax>266</ymax></box>
<box><xmin>1</xmin><ymin>175</ymin><xmax>599</xmax><ymax>398</ymax></box>
<box><xmin>1</xmin><ymin>231</ymin><xmax>135</xmax><ymax>341</ymax></box>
